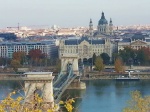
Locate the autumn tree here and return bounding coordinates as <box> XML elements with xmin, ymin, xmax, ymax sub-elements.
<box><xmin>123</xmin><ymin>91</ymin><xmax>150</xmax><ymax>112</ymax></box>
<box><xmin>114</xmin><ymin>57</ymin><xmax>124</xmax><ymax>73</ymax></box>
<box><xmin>0</xmin><ymin>91</ymin><xmax>75</xmax><ymax>112</ymax></box>
<box><xmin>137</xmin><ymin>47</ymin><xmax>150</xmax><ymax>65</ymax></box>
<box><xmin>12</xmin><ymin>51</ymin><xmax>26</xmax><ymax>65</ymax></box>
<box><xmin>10</xmin><ymin>59</ymin><xmax>21</xmax><ymax>72</ymax></box>
<box><xmin>94</xmin><ymin>56</ymin><xmax>105</xmax><ymax>72</ymax></box>
<box><xmin>28</xmin><ymin>49</ymin><xmax>46</xmax><ymax>66</ymax></box>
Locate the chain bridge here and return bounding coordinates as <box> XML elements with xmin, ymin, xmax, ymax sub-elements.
<box><xmin>0</xmin><ymin>54</ymin><xmax>82</xmax><ymax>106</ymax></box>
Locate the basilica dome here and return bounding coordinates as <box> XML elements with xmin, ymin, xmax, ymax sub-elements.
<box><xmin>98</xmin><ymin>12</ymin><xmax>108</xmax><ymax>25</ymax></box>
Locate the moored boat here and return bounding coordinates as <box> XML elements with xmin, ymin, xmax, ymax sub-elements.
<box><xmin>115</xmin><ymin>75</ymin><xmax>140</xmax><ymax>81</ymax></box>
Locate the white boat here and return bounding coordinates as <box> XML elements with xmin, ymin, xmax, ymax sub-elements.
<box><xmin>115</xmin><ymin>75</ymin><xmax>140</xmax><ymax>81</ymax></box>
<box><xmin>115</xmin><ymin>71</ymin><xmax>140</xmax><ymax>81</ymax></box>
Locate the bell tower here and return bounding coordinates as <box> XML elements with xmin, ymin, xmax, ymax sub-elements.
<box><xmin>89</xmin><ymin>18</ymin><xmax>93</xmax><ymax>36</ymax></box>
<box><xmin>109</xmin><ymin>18</ymin><xmax>113</xmax><ymax>35</ymax></box>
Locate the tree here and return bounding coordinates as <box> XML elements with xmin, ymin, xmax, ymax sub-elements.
<box><xmin>94</xmin><ymin>56</ymin><xmax>105</xmax><ymax>72</ymax></box>
<box><xmin>119</xmin><ymin>47</ymin><xmax>135</xmax><ymax>65</ymax></box>
<box><xmin>100</xmin><ymin>53</ymin><xmax>110</xmax><ymax>65</ymax></box>
<box><xmin>12</xmin><ymin>51</ymin><xmax>26</xmax><ymax>65</ymax></box>
<box><xmin>29</xmin><ymin>49</ymin><xmax>42</xmax><ymax>60</ymax></box>
<box><xmin>92</xmin><ymin>53</ymin><xmax>96</xmax><ymax>65</ymax></box>
<box><xmin>28</xmin><ymin>49</ymin><xmax>45</xmax><ymax>66</ymax></box>
<box><xmin>123</xmin><ymin>91</ymin><xmax>150</xmax><ymax>112</ymax></box>
<box><xmin>0</xmin><ymin>91</ymin><xmax>75</xmax><ymax>112</ymax></box>
<box><xmin>137</xmin><ymin>47</ymin><xmax>150</xmax><ymax>65</ymax></box>
<box><xmin>10</xmin><ymin>59</ymin><xmax>21</xmax><ymax>72</ymax></box>
<box><xmin>114</xmin><ymin>57</ymin><xmax>124</xmax><ymax>73</ymax></box>
<box><xmin>0</xmin><ymin>57</ymin><xmax>6</xmax><ymax>65</ymax></box>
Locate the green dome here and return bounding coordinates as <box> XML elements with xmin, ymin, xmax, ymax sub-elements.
<box><xmin>98</xmin><ymin>12</ymin><xmax>108</xmax><ymax>25</ymax></box>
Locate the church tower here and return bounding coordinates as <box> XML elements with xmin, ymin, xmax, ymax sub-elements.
<box><xmin>109</xmin><ymin>18</ymin><xmax>113</xmax><ymax>35</ymax></box>
<box><xmin>89</xmin><ymin>18</ymin><xmax>93</xmax><ymax>36</ymax></box>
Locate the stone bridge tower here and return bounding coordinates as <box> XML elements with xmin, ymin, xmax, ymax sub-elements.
<box><xmin>24</xmin><ymin>72</ymin><xmax>54</xmax><ymax>109</ymax></box>
<box><xmin>61</xmin><ymin>54</ymin><xmax>79</xmax><ymax>75</ymax></box>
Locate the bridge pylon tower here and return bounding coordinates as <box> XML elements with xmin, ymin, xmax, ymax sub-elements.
<box><xmin>61</xmin><ymin>54</ymin><xmax>79</xmax><ymax>76</ymax></box>
<box><xmin>24</xmin><ymin>72</ymin><xmax>55</xmax><ymax>110</ymax></box>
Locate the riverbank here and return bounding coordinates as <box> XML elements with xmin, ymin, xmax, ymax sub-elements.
<box><xmin>80</xmin><ymin>73</ymin><xmax>150</xmax><ymax>81</ymax></box>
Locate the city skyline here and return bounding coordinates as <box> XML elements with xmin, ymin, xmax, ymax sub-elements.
<box><xmin>0</xmin><ymin>0</ymin><xmax>150</xmax><ymax>28</ymax></box>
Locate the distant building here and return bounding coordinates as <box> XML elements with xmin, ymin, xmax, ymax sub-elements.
<box><xmin>0</xmin><ymin>33</ymin><xmax>17</xmax><ymax>41</ymax></box>
<box><xmin>59</xmin><ymin>37</ymin><xmax>112</xmax><ymax>61</ymax></box>
<box><xmin>89</xmin><ymin>12</ymin><xmax>114</xmax><ymax>37</ymax></box>
<box><xmin>59</xmin><ymin>12</ymin><xmax>116</xmax><ymax>62</ymax></box>
<box><xmin>0</xmin><ymin>41</ymin><xmax>58</xmax><ymax>59</ymax></box>
<box><xmin>118</xmin><ymin>33</ymin><xmax>150</xmax><ymax>51</ymax></box>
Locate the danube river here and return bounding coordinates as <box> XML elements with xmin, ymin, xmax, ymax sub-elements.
<box><xmin>1</xmin><ymin>80</ymin><xmax>150</xmax><ymax>112</ymax></box>
<box><xmin>63</xmin><ymin>80</ymin><xmax>150</xmax><ymax>112</ymax></box>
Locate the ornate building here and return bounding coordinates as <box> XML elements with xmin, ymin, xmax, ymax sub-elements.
<box><xmin>89</xmin><ymin>12</ymin><xmax>114</xmax><ymax>37</ymax></box>
<box><xmin>59</xmin><ymin>12</ymin><xmax>114</xmax><ymax>62</ymax></box>
<box><xmin>59</xmin><ymin>37</ymin><xmax>112</xmax><ymax>61</ymax></box>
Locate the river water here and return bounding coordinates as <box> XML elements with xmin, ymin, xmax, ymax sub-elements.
<box><xmin>63</xmin><ymin>79</ymin><xmax>150</xmax><ymax>112</ymax></box>
<box><xmin>1</xmin><ymin>80</ymin><xmax>150</xmax><ymax>112</ymax></box>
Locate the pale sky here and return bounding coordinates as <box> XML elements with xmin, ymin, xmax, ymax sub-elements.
<box><xmin>0</xmin><ymin>0</ymin><xmax>150</xmax><ymax>28</ymax></box>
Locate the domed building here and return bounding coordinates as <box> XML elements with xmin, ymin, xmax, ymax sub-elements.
<box><xmin>89</xmin><ymin>12</ymin><xmax>113</xmax><ymax>37</ymax></box>
<box><xmin>97</xmin><ymin>12</ymin><xmax>113</xmax><ymax>36</ymax></box>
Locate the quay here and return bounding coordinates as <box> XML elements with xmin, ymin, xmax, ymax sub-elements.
<box><xmin>81</xmin><ymin>71</ymin><xmax>150</xmax><ymax>80</ymax></box>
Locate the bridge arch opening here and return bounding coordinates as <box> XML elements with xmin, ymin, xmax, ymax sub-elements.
<box><xmin>34</xmin><ymin>89</ymin><xmax>43</xmax><ymax>97</ymax></box>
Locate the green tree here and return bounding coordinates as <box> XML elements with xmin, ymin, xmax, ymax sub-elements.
<box><xmin>10</xmin><ymin>59</ymin><xmax>21</xmax><ymax>72</ymax></box>
<box><xmin>123</xmin><ymin>91</ymin><xmax>150</xmax><ymax>112</ymax></box>
<box><xmin>100</xmin><ymin>53</ymin><xmax>110</xmax><ymax>65</ymax></box>
<box><xmin>0</xmin><ymin>57</ymin><xmax>6</xmax><ymax>65</ymax></box>
<box><xmin>114</xmin><ymin>57</ymin><xmax>124</xmax><ymax>73</ymax></box>
<box><xmin>94</xmin><ymin>56</ymin><xmax>105</xmax><ymax>72</ymax></box>
<box><xmin>92</xmin><ymin>53</ymin><xmax>96</xmax><ymax>65</ymax></box>
<box><xmin>119</xmin><ymin>47</ymin><xmax>135</xmax><ymax>65</ymax></box>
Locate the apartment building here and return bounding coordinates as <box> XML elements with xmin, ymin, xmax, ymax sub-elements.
<box><xmin>0</xmin><ymin>41</ymin><xmax>58</xmax><ymax>59</ymax></box>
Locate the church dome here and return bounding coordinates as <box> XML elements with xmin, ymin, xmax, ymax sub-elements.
<box><xmin>98</xmin><ymin>12</ymin><xmax>108</xmax><ymax>25</ymax></box>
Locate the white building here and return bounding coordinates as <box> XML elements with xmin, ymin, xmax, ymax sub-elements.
<box><xmin>0</xmin><ymin>41</ymin><xmax>58</xmax><ymax>59</ymax></box>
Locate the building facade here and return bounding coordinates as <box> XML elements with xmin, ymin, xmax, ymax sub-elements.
<box><xmin>0</xmin><ymin>41</ymin><xmax>58</xmax><ymax>59</ymax></box>
<box><xmin>118</xmin><ymin>33</ymin><xmax>150</xmax><ymax>51</ymax></box>
<box><xmin>59</xmin><ymin>37</ymin><xmax>112</xmax><ymax>61</ymax></box>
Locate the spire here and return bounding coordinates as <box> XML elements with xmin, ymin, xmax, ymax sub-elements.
<box><xmin>90</xmin><ymin>18</ymin><xmax>92</xmax><ymax>24</ymax></box>
<box><xmin>89</xmin><ymin>18</ymin><xmax>93</xmax><ymax>36</ymax></box>
<box><xmin>110</xmin><ymin>18</ymin><xmax>112</xmax><ymax>23</ymax></box>
<box><xmin>101</xmin><ymin>12</ymin><xmax>105</xmax><ymax>19</ymax></box>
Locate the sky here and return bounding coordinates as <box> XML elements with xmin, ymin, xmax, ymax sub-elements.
<box><xmin>0</xmin><ymin>0</ymin><xmax>150</xmax><ymax>28</ymax></box>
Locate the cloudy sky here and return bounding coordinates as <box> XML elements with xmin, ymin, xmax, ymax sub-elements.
<box><xmin>0</xmin><ymin>0</ymin><xmax>149</xmax><ymax>28</ymax></box>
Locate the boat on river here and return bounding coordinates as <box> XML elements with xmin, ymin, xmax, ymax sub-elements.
<box><xmin>115</xmin><ymin>75</ymin><xmax>140</xmax><ymax>81</ymax></box>
<box><xmin>115</xmin><ymin>71</ymin><xmax>140</xmax><ymax>81</ymax></box>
